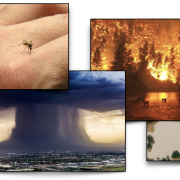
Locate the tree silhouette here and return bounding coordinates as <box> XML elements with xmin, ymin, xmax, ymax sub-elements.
<box><xmin>127</xmin><ymin>20</ymin><xmax>134</xmax><ymax>43</ymax></box>
<box><xmin>165</xmin><ymin>55</ymin><xmax>169</xmax><ymax>64</ymax></box>
<box><xmin>92</xmin><ymin>47</ymin><xmax>102</xmax><ymax>69</ymax></box>
<box><xmin>138</xmin><ymin>41</ymin><xmax>148</xmax><ymax>74</ymax></box>
<box><xmin>111</xmin><ymin>31</ymin><xmax>127</xmax><ymax>70</ymax></box>
<box><xmin>124</xmin><ymin>49</ymin><xmax>135</xmax><ymax>71</ymax></box>
<box><xmin>156</xmin><ymin>51</ymin><xmax>163</xmax><ymax>68</ymax></box>
<box><xmin>149</xmin><ymin>42</ymin><xmax>156</xmax><ymax>60</ymax></box>
<box><xmin>169</xmin><ymin>46</ymin><xmax>175</xmax><ymax>69</ymax></box>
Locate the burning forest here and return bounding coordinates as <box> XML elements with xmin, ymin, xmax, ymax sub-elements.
<box><xmin>91</xmin><ymin>19</ymin><xmax>180</xmax><ymax>93</ymax></box>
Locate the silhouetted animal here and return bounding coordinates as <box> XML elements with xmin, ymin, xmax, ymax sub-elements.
<box><xmin>143</xmin><ymin>99</ymin><xmax>149</xmax><ymax>106</ymax></box>
<box><xmin>162</xmin><ymin>98</ymin><xmax>167</xmax><ymax>102</ymax></box>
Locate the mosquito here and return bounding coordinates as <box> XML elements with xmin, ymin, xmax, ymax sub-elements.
<box><xmin>8</xmin><ymin>40</ymin><xmax>33</xmax><ymax>55</ymax></box>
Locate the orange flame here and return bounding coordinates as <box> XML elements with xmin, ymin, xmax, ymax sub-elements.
<box><xmin>91</xmin><ymin>19</ymin><xmax>179</xmax><ymax>83</ymax></box>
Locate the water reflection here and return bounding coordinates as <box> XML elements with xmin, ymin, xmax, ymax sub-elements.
<box><xmin>127</xmin><ymin>92</ymin><xmax>180</xmax><ymax>120</ymax></box>
<box><xmin>0</xmin><ymin>108</ymin><xmax>15</xmax><ymax>142</ymax></box>
<box><xmin>145</xmin><ymin>92</ymin><xmax>179</xmax><ymax>103</ymax></box>
<box><xmin>147</xmin><ymin>121</ymin><xmax>180</xmax><ymax>160</ymax></box>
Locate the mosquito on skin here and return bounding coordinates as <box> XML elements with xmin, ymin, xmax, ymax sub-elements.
<box><xmin>8</xmin><ymin>40</ymin><xmax>33</xmax><ymax>55</ymax></box>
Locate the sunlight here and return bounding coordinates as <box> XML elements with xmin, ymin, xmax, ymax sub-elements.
<box><xmin>80</xmin><ymin>109</ymin><xmax>125</xmax><ymax>144</ymax></box>
<box><xmin>0</xmin><ymin>108</ymin><xmax>16</xmax><ymax>142</ymax></box>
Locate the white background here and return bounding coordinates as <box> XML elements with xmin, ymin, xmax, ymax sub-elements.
<box><xmin>2</xmin><ymin>0</ymin><xmax>180</xmax><ymax>179</ymax></box>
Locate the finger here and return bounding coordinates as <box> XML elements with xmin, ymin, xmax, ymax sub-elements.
<box><xmin>4</xmin><ymin>13</ymin><xmax>68</xmax><ymax>49</ymax></box>
<box><xmin>0</xmin><ymin>4</ymin><xmax>68</xmax><ymax>26</ymax></box>
<box><xmin>55</xmin><ymin>4</ymin><xmax>69</xmax><ymax>14</ymax></box>
<box><xmin>33</xmin><ymin>35</ymin><xmax>68</xmax><ymax>89</ymax></box>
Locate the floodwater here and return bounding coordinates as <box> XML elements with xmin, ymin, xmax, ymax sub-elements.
<box><xmin>147</xmin><ymin>121</ymin><xmax>180</xmax><ymax>160</ymax></box>
<box><xmin>126</xmin><ymin>92</ymin><xmax>180</xmax><ymax>120</ymax></box>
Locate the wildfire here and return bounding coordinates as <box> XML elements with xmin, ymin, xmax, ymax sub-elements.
<box><xmin>147</xmin><ymin>44</ymin><xmax>179</xmax><ymax>83</ymax></box>
<box><xmin>147</xmin><ymin>60</ymin><xmax>177</xmax><ymax>83</ymax></box>
<box><xmin>91</xmin><ymin>19</ymin><xmax>180</xmax><ymax>83</ymax></box>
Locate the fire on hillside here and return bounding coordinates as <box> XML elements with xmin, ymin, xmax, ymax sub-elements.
<box><xmin>91</xmin><ymin>19</ymin><xmax>180</xmax><ymax>84</ymax></box>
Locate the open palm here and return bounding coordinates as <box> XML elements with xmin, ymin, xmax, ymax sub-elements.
<box><xmin>0</xmin><ymin>4</ymin><xmax>68</xmax><ymax>89</ymax></box>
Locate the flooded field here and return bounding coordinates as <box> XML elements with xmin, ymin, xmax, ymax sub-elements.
<box><xmin>147</xmin><ymin>121</ymin><xmax>180</xmax><ymax>160</ymax></box>
<box><xmin>126</xmin><ymin>92</ymin><xmax>180</xmax><ymax>120</ymax></box>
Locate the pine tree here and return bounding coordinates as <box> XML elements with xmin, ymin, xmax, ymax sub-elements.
<box><xmin>124</xmin><ymin>49</ymin><xmax>135</xmax><ymax>71</ymax></box>
<box><xmin>127</xmin><ymin>20</ymin><xmax>134</xmax><ymax>43</ymax></box>
<box><xmin>111</xmin><ymin>31</ymin><xmax>127</xmax><ymax>70</ymax></box>
<box><xmin>100</xmin><ymin>36</ymin><xmax>107</xmax><ymax>49</ymax></box>
<box><xmin>149</xmin><ymin>42</ymin><xmax>156</xmax><ymax>60</ymax></box>
<box><xmin>93</xmin><ymin>47</ymin><xmax>102</xmax><ymax>69</ymax></box>
<box><xmin>91</xmin><ymin>26</ymin><xmax>94</xmax><ymax>58</ymax></box>
<box><xmin>114</xmin><ymin>29</ymin><xmax>119</xmax><ymax>45</ymax></box>
<box><xmin>165</xmin><ymin>55</ymin><xmax>169</xmax><ymax>64</ymax></box>
<box><xmin>169</xmin><ymin>46</ymin><xmax>175</xmax><ymax>69</ymax></box>
<box><xmin>156</xmin><ymin>52</ymin><xmax>163</xmax><ymax>68</ymax></box>
<box><xmin>138</xmin><ymin>41</ymin><xmax>148</xmax><ymax>73</ymax></box>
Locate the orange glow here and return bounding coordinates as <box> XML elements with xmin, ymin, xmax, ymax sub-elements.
<box><xmin>91</xmin><ymin>19</ymin><xmax>179</xmax><ymax>83</ymax></box>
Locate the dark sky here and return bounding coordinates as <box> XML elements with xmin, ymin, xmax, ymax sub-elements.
<box><xmin>0</xmin><ymin>71</ymin><xmax>125</xmax><ymax>151</ymax></box>
<box><xmin>0</xmin><ymin>71</ymin><xmax>125</xmax><ymax>112</ymax></box>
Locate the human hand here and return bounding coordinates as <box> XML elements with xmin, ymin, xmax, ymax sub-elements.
<box><xmin>0</xmin><ymin>4</ymin><xmax>68</xmax><ymax>89</ymax></box>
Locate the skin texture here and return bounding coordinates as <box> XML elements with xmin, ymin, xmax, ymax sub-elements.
<box><xmin>0</xmin><ymin>4</ymin><xmax>68</xmax><ymax>89</ymax></box>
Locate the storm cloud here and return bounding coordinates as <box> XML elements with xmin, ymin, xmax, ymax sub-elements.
<box><xmin>0</xmin><ymin>71</ymin><xmax>125</xmax><ymax>151</ymax></box>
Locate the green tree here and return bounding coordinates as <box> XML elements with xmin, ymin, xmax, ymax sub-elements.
<box><xmin>147</xmin><ymin>134</ymin><xmax>155</xmax><ymax>144</ymax></box>
<box><xmin>149</xmin><ymin>158</ymin><xmax>154</xmax><ymax>161</ymax></box>
<box><xmin>161</xmin><ymin>158</ymin><xmax>167</xmax><ymax>161</ymax></box>
<box><xmin>171</xmin><ymin>150</ymin><xmax>180</xmax><ymax>158</ymax></box>
<box><xmin>147</xmin><ymin>142</ymin><xmax>152</xmax><ymax>149</ymax></box>
<box><xmin>167</xmin><ymin>155</ymin><xmax>171</xmax><ymax>161</ymax></box>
